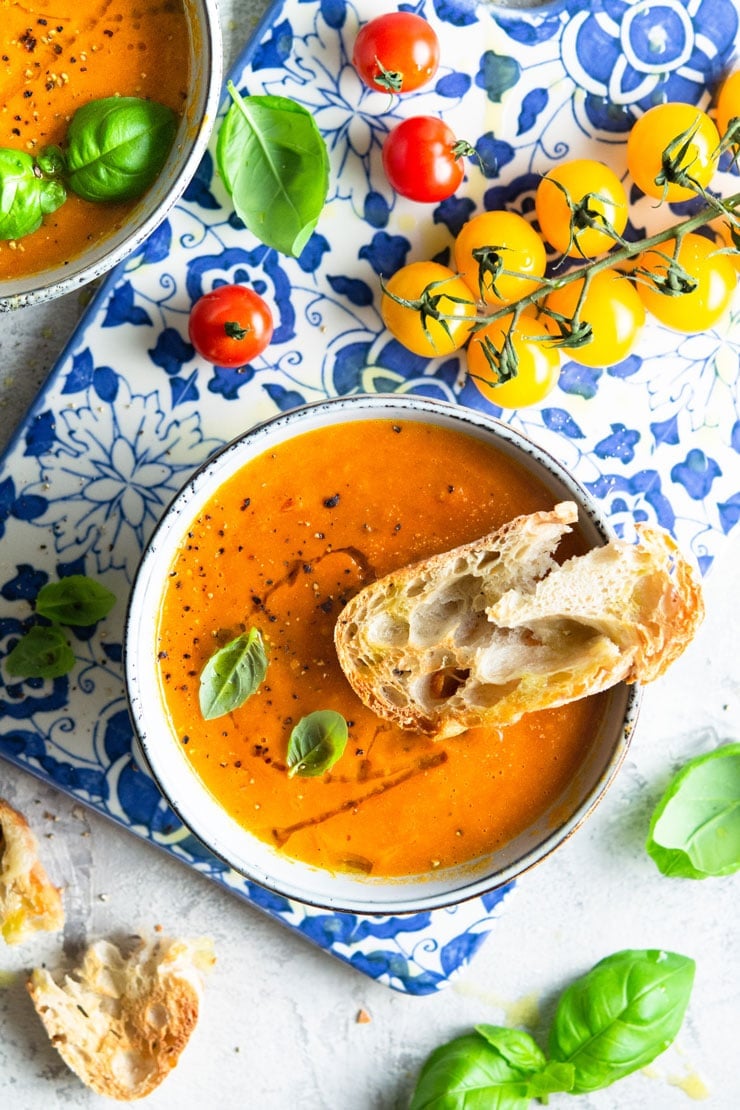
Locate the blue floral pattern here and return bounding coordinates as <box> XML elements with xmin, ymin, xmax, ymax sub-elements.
<box><xmin>1</xmin><ymin>0</ymin><xmax>739</xmax><ymax>993</ymax></box>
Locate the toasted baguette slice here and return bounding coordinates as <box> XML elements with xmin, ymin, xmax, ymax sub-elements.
<box><xmin>334</xmin><ymin>502</ymin><xmax>703</xmax><ymax>739</ymax></box>
<box><xmin>28</xmin><ymin>935</ymin><xmax>215</xmax><ymax>1100</ymax></box>
<box><xmin>0</xmin><ymin>798</ymin><xmax>64</xmax><ymax>944</ymax></box>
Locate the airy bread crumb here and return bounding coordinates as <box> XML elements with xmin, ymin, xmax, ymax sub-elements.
<box><xmin>335</xmin><ymin>502</ymin><xmax>704</xmax><ymax>739</ymax></box>
<box><xmin>27</xmin><ymin>934</ymin><xmax>216</xmax><ymax>1100</ymax></box>
<box><xmin>0</xmin><ymin>798</ymin><xmax>65</xmax><ymax>944</ymax></box>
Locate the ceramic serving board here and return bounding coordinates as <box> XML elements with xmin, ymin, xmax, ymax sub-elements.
<box><xmin>1</xmin><ymin>0</ymin><xmax>739</xmax><ymax>994</ymax></box>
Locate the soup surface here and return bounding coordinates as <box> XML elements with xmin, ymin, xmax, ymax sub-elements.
<box><xmin>156</xmin><ymin>418</ymin><xmax>608</xmax><ymax>877</ymax></box>
<box><xmin>0</xmin><ymin>0</ymin><xmax>190</xmax><ymax>278</ymax></box>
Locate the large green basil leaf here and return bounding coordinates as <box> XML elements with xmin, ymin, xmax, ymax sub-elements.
<box><xmin>0</xmin><ymin>148</ymin><xmax>65</xmax><ymax>240</ymax></box>
<box><xmin>647</xmin><ymin>744</ymin><xmax>740</xmax><ymax>878</ymax></box>
<box><xmin>199</xmin><ymin>628</ymin><xmax>268</xmax><ymax>720</ymax></box>
<box><xmin>408</xmin><ymin>1031</ymin><xmax>535</xmax><ymax>1110</ymax></box>
<box><xmin>549</xmin><ymin>948</ymin><xmax>695</xmax><ymax>1093</ymax></box>
<box><xmin>5</xmin><ymin>625</ymin><xmax>75</xmax><ymax>679</ymax></box>
<box><xmin>286</xmin><ymin>710</ymin><xmax>347</xmax><ymax>778</ymax></box>
<box><xmin>66</xmin><ymin>97</ymin><xmax>177</xmax><ymax>202</ymax></box>
<box><xmin>216</xmin><ymin>83</ymin><xmax>329</xmax><ymax>257</ymax></box>
<box><xmin>35</xmin><ymin>575</ymin><xmax>116</xmax><ymax>627</ymax></box>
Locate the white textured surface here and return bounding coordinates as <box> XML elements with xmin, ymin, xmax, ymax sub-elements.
<box><xmin>1</xmin><ymin>2</ymin><xmax>739</xmax><ymax>1107</ymax></box>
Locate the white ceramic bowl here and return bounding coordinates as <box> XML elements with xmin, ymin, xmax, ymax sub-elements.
<box><xmin>124</xmin><ymin>395</ymin><xmax>640</xmax><ymax>914</ymax></box>
<box><xmin>0</xmin><ymin>0</ymin><xmax>222</xmax><ymax>312</ymax></box>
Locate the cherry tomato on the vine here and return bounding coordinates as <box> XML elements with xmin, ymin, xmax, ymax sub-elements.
<box><xmin>382</xmin><ymin>116</ymin><xmax>470</xmax><ymax>203</ymax></box>
<box><xmin>454</xmin><ymin>210</ymin><xmax>546</xmax><ymax>306</ymax></box>
<box><xmin>189</xmin><ymin>285</ymin><xmax>274</xmax><ymax>367</ymax></box>
<box><xmin>626</xmin><ymin>103</ymin><xmax>720</xmax><ymax>202</ymax></box>
<box><xmin>352</xmin><ymin>12</ymin><xmax>440</xmax><ymax>95</ymax></box>
<box><xmin>467</xmin><ymin>312</ymin><xmax>561</xmax><ymax>409</ymax></box>
<box><xmin>535</xmin><ymin>159</ymin><xmax>628</xmax><ymax>258</ymax></box>
<box><xmin>543</xmin><ymin>269</ymin><xmax>645</xmax><ymax>368</ymax></box>
<box><xmin>634</xmin><ymin>232</ymin><xmax>737</xmax><ymax>332</ymax></box>
<box><xmin>381</xmin><ymin>261</ymin><xmax>476</xmax><ymax>357</ymax></box>
<box><xmin>715</xmin><ymin>70</ymin><xmax>740</xmax><ymax>141</ymax></box>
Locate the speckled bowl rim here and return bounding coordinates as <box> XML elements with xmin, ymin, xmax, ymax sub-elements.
<box><xmin>0</xmin><ymin>0</ymin><xmax>223</xmax><ymax>312</ymax></box>
<box><xmin>124</xmin><ymin>395</ymin><xmax>641</xmax><ymax>915</ymax></box>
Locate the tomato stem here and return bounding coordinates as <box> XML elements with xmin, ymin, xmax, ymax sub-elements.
<box><xmin>224</xmin><ymin>320</ymin><xmax>249</xmax><ymax>341</ymax></box>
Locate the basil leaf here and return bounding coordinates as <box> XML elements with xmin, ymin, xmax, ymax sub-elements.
<box><xmin>647</xmin><ymin>743</ymin><xmax>740</xmax><ymax>878</ymax></box>
<box><xmin>474</xmin><ymin>1025</ymin><xmax>547</xmax><ymax>1073</ymax></box>
<box><xmin>408</xmin><ymin>1031</ymin><xmax>534</xmax><ymax>1110</ymax></box>
<box><xmin>66</xmin><ymin>97</ymin><xmax>177</xmax><ymax>202</ymax></box>
<box><xmin>35</xmin><ymin>575</ymin><xmax>116</xmax><ymax>626</ymax></box>
<box><xmin>474</xmin><ymin>1027</ymin><xmax>574</xmax><ymax>1098</ymax></box>
<box><xmin>286</xmin><ymin>710</ymin><xmax>347</xmax><ymax>778</ymax></box>
<box><xmin>216</xmin><ymin>83</ymin><xmax>329</xmax><ymax>257</ymax></box>
<box><xmin>5</xmin><ymin>625</ymin><xmax>75</xmax><ymax>679</ymax></box>
<box><xmin>0</xmin><ymin>148</ymin><xmax>66</xmax><ymax>240</ymax></box>
<box><xmin>549</xmin><ymin>948</ymin><xmax>695</xmax><ymax>1093</ymax></box>
<box><xmin>199</xmin><ymin>628</ymin><xmax>268</xmax><ymax>720</ymax></box>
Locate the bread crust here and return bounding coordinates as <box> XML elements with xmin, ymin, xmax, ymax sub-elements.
<box><xmin>334</xmin><ymin>503</ymin><xmax>704</xmax><ymax>739</ymax></box>
<box><xmin>27</xmin><ymin>935</ymin><xmax>215</xmax><ymax>1100</ymax></box>
<box><xmin>0</xmin><ymin>798</ymin><xmax>65</xmax><ymax>944</ymax></box>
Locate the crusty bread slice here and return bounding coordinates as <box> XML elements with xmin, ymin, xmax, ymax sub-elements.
<box><xmin>0</xmin><ymin>798</ymin><xmax>64</xmax><ymax>944</ymax></box>
<box><xmin>27</xmin><ymin>935</ymin><xmax>215</xmax><ymax>1100</ymax></box>
<box><xmin>334</xmin><ymin>502</ymin><xmax>703</xmax><ymax>739</ymax></box>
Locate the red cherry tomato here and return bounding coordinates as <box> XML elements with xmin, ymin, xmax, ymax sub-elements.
<box><xmin>382</xmin><ymin>116</ymin><xmax>468</xmax><ymax>203</ymax></box>
<box><xmin>189</xmin><ymin>285</ymin><xmax>274</xmax><ymax>367</ymax></box>
<box><xmin>352</xmin><ymin>12</ymin><xmax>440</xmax><ymax>95</ymax></box>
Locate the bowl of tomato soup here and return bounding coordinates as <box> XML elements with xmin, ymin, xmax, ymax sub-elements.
<box><xmin>125</xmin><ymin>395</ymin><xmax>640</xmax><ymax>914</ymax></box>
<box><xmin>0</xmin><ymin>0</ymin><xmax>221</xmax><ymax>310</ymax></box>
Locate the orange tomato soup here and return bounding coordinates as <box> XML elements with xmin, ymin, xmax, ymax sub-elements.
<box><xmin>0</xmin><ymin>0</ymin><xmax>190</xmax><ymax>278</ymax></box>
<box><xmin>156</xmin><ymin>419</ymin><xmax>607</xmax><ymax>877</ymax></box>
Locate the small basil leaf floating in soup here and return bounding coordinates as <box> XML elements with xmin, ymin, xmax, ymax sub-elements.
<box><xmin>4</xmin><ymin>625</ymin><xmax>76</xmax><ymax>680</ymax></box>
<box><xmin>548</xmin><ymin>948</ymin><xmax>695</xmax><ymax>1094</ymax></box>
<box><xmin>65</xmin><ymin>97</ymin><xmax>178</xmax><ymax>203</ymax></box>
<box><xmin>199</xmin><ymin>628</ymin><xmax>268</xmax><ymax>721</ymax></box>
<box><xmin>286</xmin><ymin>710</ymin><xmax>348</xmax><ymax>778</ymax></box>
<box><xmin>646</xmin><ymin>743</ymin><xmax>740</xmax><ymax>878</ymax></box>
<box><xmin>0</xmin><ymin>149</ymin><xmax>66</xmax><ymax>240</ymax></box>
<box><xmin>216</xmin><ymin>82</ymin><xmax>330</xmax><ymax>258</ymax></box>
<box><xmin>35</xmin><ymin>575</ymin><xmax>116</xmax><ymax>627</ymax></box>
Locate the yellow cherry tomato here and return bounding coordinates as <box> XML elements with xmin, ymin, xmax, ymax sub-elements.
<box><xmin>634</xmin><ymin>232</ymin><xmax>737</xmax><ymax>332</ymax></box>
<box><xmin>380</xmin><ymin>261</ymin><xmax>477</xmax><ymax>356</ymax></box>
<box><xmin>715</xmin><ymin>70</ymin><xmax>740</xmax><ymax>140</ymax></box>
<box><xmin>467</xmin><ymin>312</ymin><xmax>561</xmax><ymax>408</ymax></box>
<box><xmin>626</xmin><ymin>102</ymin><xmax>720</xmax><ymax>202</ymax></box>
<box><xmin>535</xmin><ymin>159</ymin><xmax>628</xmax><ymax>258</ymax></box>
<box><xmin>453</xmin><ymin>210</ymin><xmax>546</xmax><ymax>306</ymax></box>
<box><xmin>543</xmin><ymin>269</ymin><xmax>645</xmax><ymax>368</ymax></box>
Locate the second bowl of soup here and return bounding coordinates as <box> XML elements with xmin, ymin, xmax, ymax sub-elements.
<box><xmin>0</xmin><ymin>0</ymin><xmax>221</xmax><ymax>309</ymax></box>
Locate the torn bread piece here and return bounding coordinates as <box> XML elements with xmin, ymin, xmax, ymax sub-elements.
<box><xmin>334</xmin><ymin>502</ymin><xmax>703</xmax><ymax>740</ymax></box>
<box><xmin>28</xmin><ymin>935</ymin><xmax>215</xmax><ymax>1101</ymax></box>
<box><xmin>0</xmin><ymin>798</ymin><xmax>65</xmax><ymax>944</ymax></box>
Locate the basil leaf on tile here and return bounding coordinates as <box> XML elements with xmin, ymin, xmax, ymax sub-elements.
<box><xmin>216</xmin><ymin>83</ymin><xmax>329</xmax><ymax>257</ymax></box>
<box><xmin>35</xmin><ymin>575</ymin><xmax>116</xmax><ymax>626</ymax></box>
<box><xmin>199</xmin><ymin>628</ymin><xmax>268</xmax><ymax>720</ymax></box>
<box><xmin>549</xmin><ymin>948</ymin><xmax>695</xmax><ymax>1093</ymax></box>
<box><xmin>286</xmin><ymin>710</ymin><xmax>348</xmax><ymax>778</ymax></box>
<box><xmin>4</xmin><ymin>625</ymin><xmax>75</xmax><ymax>679</ymax></box>
<box><xmin>647</xmin><ymin>743</ymin><xmax>740</xmax><ymax>878</ymax></box>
